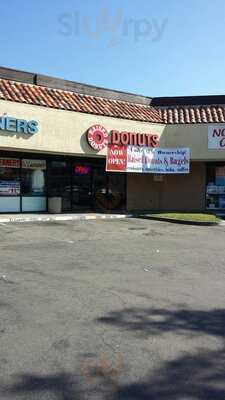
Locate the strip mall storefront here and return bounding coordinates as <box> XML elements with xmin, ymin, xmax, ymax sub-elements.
<box><xmin>0</xmin><ymin>69</ymin><xmax>225</xmax><ymax>214</ymax></box>
<box><xmin>0</xmin><ymin>152</ymin><xmax>126</xmax><ymax>212</ymax></box>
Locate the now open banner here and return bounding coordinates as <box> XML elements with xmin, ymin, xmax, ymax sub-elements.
<box><xmin>106</xmin><ymin>145</ymin><xmax>190</xmax><ymax>174</ymax></box>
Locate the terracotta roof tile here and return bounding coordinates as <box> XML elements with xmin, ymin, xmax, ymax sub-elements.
<box><xmin>217</xmin><ymin>107</ymin><xmax>225</xmax><ymax>122</ymax></box>
<box><xmin>201</xmin><ymin>108</ymin><xmax>208</xmax><ymax>123</ymax></box>
<box><xmin>189</xmin><ymin>108</ymin><xmax>195</xmax><ymax>124</ymax></box>
<box><xmin>179</xmin><ymin>108</ymin><xmax>185</xmax><ymax>124</ymax></box>
<box><xmin>1</xmin><ymin>78</ymin><xmax>225</xmax><ymax>125</ymax></box>
<box><xmin>195</xmin><ymin>107</ymin><xmax>201</xmax><ymax>123</ymax></box>
<box><xmin>159</xmin><ymin>104</ymin><xmax>225</xmax><ymax>124</ymax></box>
<box><xmin>0</xmin><ymin>78</ymin><xmax>162</xmax><ymax>124</ymax></box>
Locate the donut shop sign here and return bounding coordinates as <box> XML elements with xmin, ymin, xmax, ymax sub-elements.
<box><xmin>86</xmin><ymin>125</ymin><xmax>159</xmax><ymax>151</ymax></box>
<box><xmin>208</xmin><ymin>125</ymin><xmax>225</xmax><ymax>149</ymax></box>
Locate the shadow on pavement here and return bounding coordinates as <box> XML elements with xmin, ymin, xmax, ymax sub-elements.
<box><xmin>96</xmin><ymin>306</ymin><xmax>225</xmax><ymax>339</ymax></box>
<box><xmin>96</xmin><ymin>306</ymin><xmax>225</xmax><ymax>399</ymax></box>
<box><xmin>1</xmin><ymin>307</ymin><xmax>225</xmax><ymax>399</ymax></box>
<box><xmin>115</xmin><ymin>347</ymin><xmax>225</xmax><ymax>400</ymax></box>
<box><xmin>0</xmin><ymin>373</ymin><xmax>82</xmax><ymax>400</ymax></box>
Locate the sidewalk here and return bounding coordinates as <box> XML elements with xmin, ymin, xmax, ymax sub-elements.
<box><xmin>0</xmin><ymin>212</ymin><xmax>132</xmax><ymax>224</ymax></box>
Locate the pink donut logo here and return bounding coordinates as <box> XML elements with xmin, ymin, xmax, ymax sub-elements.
<box><xmin>87</xmin><ymin>125</ymin><xmax>108</xmax><ymax>151</ymax></box>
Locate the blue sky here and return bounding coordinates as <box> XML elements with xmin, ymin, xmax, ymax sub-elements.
<box><xmin>1</xmin><ymin>0</ymin><xmax>225</xmax><ymax>97</ymax></box>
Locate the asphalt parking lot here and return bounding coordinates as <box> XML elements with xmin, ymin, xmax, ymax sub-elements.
<box><xmin>0</xmin><ymin>218</ymin><xmax>225</xmax><ymax>400</ymax></box>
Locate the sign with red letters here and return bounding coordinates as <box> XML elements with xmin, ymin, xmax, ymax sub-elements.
<box><xmin>106</xmin><ymin>145</ymin><xmax>127</xmax><ymax>172</ymax></box>
<box><xmin>86</xmin><ymin>125</ymin><xmax>159</xmax><ymax>151</ymax></box>
<box><xmin>87</xmin><ymin>125</ymin><xmax>109</xmax><ymax>151</ymax></box>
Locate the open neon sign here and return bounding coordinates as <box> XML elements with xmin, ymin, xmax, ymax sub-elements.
<box><xmin>74</xmin><ymin>165</ymin><xmax>91</xmax><ymax>175</ymax></box>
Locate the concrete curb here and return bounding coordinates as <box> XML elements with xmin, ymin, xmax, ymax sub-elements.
<box><xmin>0</xmin><ymin>213</ymin><xmax>132</xmax><ymax>224</ymax></box>
<box><xmin>0</xmin><ymin>213</ymin><xmax>221</xmax><ymax>226</ymax></box>
<box><xmin>138</xmin><ymin>215</ymin><xmax>219</xmax><ymax>226</ymax></box>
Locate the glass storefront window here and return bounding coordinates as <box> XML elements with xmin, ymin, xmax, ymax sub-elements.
<box><xmin>206</xmin><ymin>164</ymin><xmax>225</xmax><ymax>210</ymax></box>
<box><xmin>0</xmin><ymin>154</ymin><xmax>126</xmax><ymax>213</ymax></box>
<box><xmin>21</xmin><ymin>159</ymin><xmax>47</xmax><ymax>212</ymax></box>
<box><xmin>0</xmin><ymin>158</ymin><xmax>20</xmax><ymax>196</ymax></box>
<box><xmin>0</xmin><ymin>158</ymin><xmax>20</xmax><ymax>212</ymax></box>
<box><xmin>21</xmin><ymin>159</ymin><xmax>46</xmax><ymax>195</ymax></box>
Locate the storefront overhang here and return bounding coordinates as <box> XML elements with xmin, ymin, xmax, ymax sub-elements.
<box><xmin>0</xmin><ymin>66</ymin><xmax>225</xmax><ymax>214</ymax></box>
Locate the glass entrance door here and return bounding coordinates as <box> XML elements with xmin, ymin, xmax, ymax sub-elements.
<box><xmin>93</xmin><ymin>164</ymin><xmax>108</xmax><ymax>211</ymax></box>
<box><xmin>108</xmin><ymin>173</ymin><xmax>126</xmax><ymax>211</ymax></box>
<box><xmin>92</xmin><ymin>165</ymin><xmax>126</xmax><ymax>212</ymax></box>
<box><xmin>48</xmin><ymin>160</ymin><xmax>71</xmax><ymax>212</ymax></box>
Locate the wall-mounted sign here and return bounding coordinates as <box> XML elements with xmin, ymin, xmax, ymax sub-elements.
<box><xmin>208</xmin><ymin>125</ymin><xmax>225</xmax><ymax>149</ymax></box>
<box><xmin>0</xmin><ymin>116</ymin><xmax>39</xmax><ymax>134</ymax></box>
<box><xmin>86</xmin><ymin>125</ymin><xmax>160</xmax><ymax>151</ymax></box>
<box><xmin>87</xmin><ymin>125</ymin><xmax>108</xmax><ymax>150</ymax></box>
<box><xmin>106</xmin><ymin>145</ymin><xmax>190</xmax><ymax>174</ymax></box>
<box><xmin>111</xmin><ymin>130</ymin><xmax>159</xmax><ymax>147</ymax></box>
